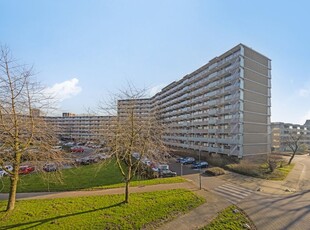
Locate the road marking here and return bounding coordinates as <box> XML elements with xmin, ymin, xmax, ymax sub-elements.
<box><xmin>212</xmin><ymin>183</ymin><xmax>253</xmax><ymax>204</ymax></box>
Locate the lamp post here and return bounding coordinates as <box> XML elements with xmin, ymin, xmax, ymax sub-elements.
<box><xmin>181</xmin><ymin>163</ymin><xmax>183</xmax><ymax>176</ymax></box>
<box><xmin>199</xmin><ymin>147</ymin><xmax>202</xmax><ymax>190</ymax></box>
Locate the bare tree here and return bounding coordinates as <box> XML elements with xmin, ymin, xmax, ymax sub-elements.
<box><xmin>283</xmin><ymin>132</ymin><xmax>303</xmax><ymax>165</ymax></box>
<box><xmin>99</xmin><ymin>85</ymin><xmax>168</xmax><ymax>203</ymax></box>
<box><xmin>0</xmin><ymin>46</ymin><xmax>62</xmax><ymax>211</ymax></box>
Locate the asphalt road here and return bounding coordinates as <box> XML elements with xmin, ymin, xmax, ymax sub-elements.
<box><xmin>183</xmin><ymin>154</ymin><xmax>310</xmax><ymax>230</ymax></box>
<box><xmin>239</xmin><ymin>155</ymin><xmax>310</xmax><ymax>230</ymax></box>
<box><xmin>169</xmin><ymin>160</ymin><xmax>203</xmax><ymax>176</ymax></box>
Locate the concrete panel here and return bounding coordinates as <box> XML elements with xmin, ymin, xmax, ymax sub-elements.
<box><xmin>244</xmin><ymin>112</ymin><xmax>268</xmax><ymax>124</ymax></box>
<box><xmin>243</xmin><ymin>145</ymin><xmax>268</xmax><ymax>155</ymax></box>
<box><xmin>244</xmin><ymin>91</ymin><xmax>268</xmax><ymax>104</ymax></box>
<box><xmin>244</xmin><ymin>123</ymin><xmax>268</xmax><ymax>133</ymax></box>
<box><xmin>244</xmin><ymin>69</ymin><xmax>268</xmax><ymax>85</ymax></box>
<box><xmin>244</xmin><ymin>59</ymin><xmax>268</xmax><ymax>76</ymax></box>
<box><xmin>244</xmin><ymin>101</ymin><xmax>268</xmax><ymax>114</ymax></box>
<box><xmin>244</xmin><ymin>79</ymin><xmax>268</xmax><ymax>95</ymax></box>
<box><xmin>244</xmin><ymin>134</ymin><xmax>268</xmax><ymax>144</ymax></box>
<box><xmin>244</xmin><ymin>47</ymin><xmax>269</xmax><ymax>66</ymax></box>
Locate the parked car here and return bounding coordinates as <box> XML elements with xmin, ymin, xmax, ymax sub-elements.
<box><xmin>180</xmin><ymin>157</ymin><xmax>195</xmax><ymax>165</ymax></box>
<box><xmin>191</xmin><ymin>161</ymin><xmax>209</xmax><ymax>169</ymax></box>
<box><xmin>52</xmin><ymin>146</ymin><xmax>62</xmax><ymax>150</ymax></box>
<box><xmin>160</xmin><ymin>169</ymin><xmax>177</xmax><ymax>178</ymax></box>
<box><xmin>158</xmin><ymin>164</ymin><xmax>169</xmax><ymax>171</ymax></box>
<box><xmin>176</xmin><ymin>157</ymin><xmax>184</xmax><ymax>163</ymax></box>
<box><xmin>76</xmin><ymin>157</ymin><xmax>98</xmax><ymax>165</ymax></box>
<box><xmin>0</xmin><ymin>165</ymin><xmax>13</xmax><ymax>177</ymax></box>
<box><xmin>19</xmin><ymin>166</ymin><xmax>35</xmax><ymax>174</ymax></box>
<box><xmin>43</xmin><ymin>163</ymin><xmax>57</xmax><ymax>172</ymax></box>
<box><xmin>71</xmin><ymin>146</ymin><xmax>84</xmax><ymax>153</ymax></box>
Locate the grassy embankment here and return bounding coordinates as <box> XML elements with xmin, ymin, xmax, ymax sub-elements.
<box><xmin>201</xmin><ymin>205</ymin><xmax>256</xmax><ymax>230</ymax></box>
<box><xmin>0</xmin><ymin>160</ymin><xmax>185</xmax><ymax>193</ymax></box>
<box><xmin>0</xmin><ymin>189</ymin><xmax>204</xmax><ymax>229</ymax></box>
<box><xmin>226</xmin><ymin>162</ymin><xmax>294</xmax><ymax>180</ymax></box>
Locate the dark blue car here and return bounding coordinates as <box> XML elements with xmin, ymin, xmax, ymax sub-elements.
<box><xmin>191</xmin><ymin>161</ymin><xmax>208</xmax><ymax>169</ymax></box>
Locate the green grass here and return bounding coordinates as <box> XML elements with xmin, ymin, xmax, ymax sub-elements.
<box><xmin>226</xmin><ymin>163</ymin><xmax>295</xmax><ymax>181</ymax></box>
<box><xmin>0</xmin><ymin>160</ymin><xmax>186</xmax><ymax>193</ymax></box>
<box><xmin>201</xmin><ymin>205</ymin><xmax>256</xmax><ymax>230</ymax></box>
<box><xmin>0</xmin><ymin>189</ymin><xmax>204</xmax><ymax>230</ymax></box>
<box><xmin>88</xmin><ymin>177</ymin><xmax>186</xmax><ymax>190</ymax></box>
<box><xmin>263</xmin><ymin>163</ymin><xmax>295</xmax><ymax>180</ymax></box>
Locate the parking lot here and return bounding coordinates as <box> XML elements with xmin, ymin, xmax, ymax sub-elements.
<box><xmin>168</xmin><ymin>158</ymin><xmax>205</xmax><ymax>176</ymax></box>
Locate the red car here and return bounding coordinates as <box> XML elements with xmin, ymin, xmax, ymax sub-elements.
<box><xmin>71</xmin><ymin>146</ymin><xmax>84</xmax><ymax>153</ymax></box>
<box><xmin>19</xmin><ymin>166</ymin><xmax>35</xmax><ymax>175</ymax></box>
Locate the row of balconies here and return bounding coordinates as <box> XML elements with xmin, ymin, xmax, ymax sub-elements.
<box><xmin>163</xmin><ymin>141</ymin><xmax>232</xmax><ymax>155</ymax></box>
<box><xmin>157</xmin><ymin>58</ymin><xmax>240</xmax><ymax>107</ymax></box>
<box><xmin>165</xmin><ymin>128</ymin><xmax>232</xmax><ymax>135</ymax></box>
<box><xmin>186</xmin><ymin>54</ymin><xmax>239</xmax><ymax>87</ymax></box>
<box><xmin>160</xmin><ymin>92</ymin><xmax>239</xmax><ymax>116</ymax></box>
<box><xmin>158</xmin><ymin>71</ymin><xmax>239</xmax><ymax>110</ymax></box>
<box><xmin>164</xmin><ymin>120</ymin><xmax>228</xmax><ymax>129</ymax></box>
<box><xmin>162</xmin><ymin>135</ymin><xmax>239</xmax><ymax>145</ymax></box>
<box><xmin>189</xmin><ymin>64</ymin><xmax>239</xmax><ymax>94</ymax></box>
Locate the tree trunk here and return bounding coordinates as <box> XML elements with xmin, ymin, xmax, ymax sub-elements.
<box><xmin>288</xmin><ymin>151</ymin><xmax>296</xmax><ymax>165</ymax></box>
<box><xmin>6</xmin><ymin>172</ymin><xmax>19</xmax><ymax>211</ymax></box>
<box><xmin>125</xmin><ymin>179</ymin><xmax>129</xmax><ymax>203</ymax></box>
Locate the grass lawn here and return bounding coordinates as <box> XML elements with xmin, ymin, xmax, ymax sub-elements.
<box><xmin>226</xmin><ymin>163</ymin><xmax>294</xmax><ymax>181</ymax></box>
<box><xmin>0</xmin><ymin>189</ymin><xmax>204</xmax><ymax>229</ymax></box>
<box><xmin>260</xmin><ymin>163</ymin><xmax>295</xmax><ymax>180</ymax></box>
<box><xmin>0</xmin><ymin>160</ymin><xmax>186</xmax><ymax>193</ymax></box>
<box><xmin>201</xmin><ymin>205</ymin><xmax>256</xmax><ymax>230</ymax></box>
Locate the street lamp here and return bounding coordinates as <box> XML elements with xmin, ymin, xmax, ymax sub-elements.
<box><xmin>199</xmin><ymin>147</ymin><xmax>202</xmax><ymax>190</ymax></box>
<box><xmin>181</xmin><ymin>163</ymin><xmax>183</xmax><ymax>176</ymax></box>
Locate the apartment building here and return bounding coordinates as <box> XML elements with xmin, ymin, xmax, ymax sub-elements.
<box><xmin>118</xmin><ymin>99</ymin><xmax>151</xmax><ymax>119</ymax></box>
<box><xmin>119</xmin><ymin>44</ymin><xmax>272</xmax><ymax>159</ymax></box>
<box><xmin>271</xmin><ymin>120</ymin><xmax>310</xmax><ymax>151</ymax></box>
<box><xmin>44</xmin><ymin>113</ymin><xmax>114</xmax><ymax>141</ymax></box>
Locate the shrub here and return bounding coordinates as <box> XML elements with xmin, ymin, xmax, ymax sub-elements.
<box><xmin>204</xmin><ymin>155</ymin><xmax>239</xmax><ymax>168</ymax></box>
<box><xmin>226</xmin><ymin>162</ymin><xmax>261</xmax><ymax>177</ymax></box>
<box><xmin>266</xmin><ymin>155</ymin><xmax>284</xmax><ymax>172</ymax></box>
<box><xmin>204</xmin><ymin>167</ymin><xmax>226</xmax><ymax>176</ymax></box>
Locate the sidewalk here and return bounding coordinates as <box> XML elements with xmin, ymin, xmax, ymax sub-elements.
<box><xmin>158</xmin><ymin>186</ymin><xmax>230</xmax><ymax>230</ymax></box>
<box><xmin>218</xmin><ymin>160</ymin><xmax>305</xmax><ymax>195</ymax></box>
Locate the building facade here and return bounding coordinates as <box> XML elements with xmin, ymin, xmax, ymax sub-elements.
<box><xmin>119</xmin><ymin>44</ymin><xmax>272</xmax><ymax>159</ymax></box>
<box><xmin>271</xmin><ymin>121</ymin><xmax>310</xmax><ymax>151</ymax></box>
<box><xmin>44</xmin><ymin>113</ymin><xmax>114</xmax><ymax>142</ymax></box>
<box><xmin>118</xmin><ymin>99</ymin><xmax>151</xmax><ymax>119</ymax></box>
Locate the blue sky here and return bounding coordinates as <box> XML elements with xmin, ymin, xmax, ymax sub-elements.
<box><xmin>1</xmin><ymin>0</ymin><xmax>310</xmax><ymax>124</ymax></box>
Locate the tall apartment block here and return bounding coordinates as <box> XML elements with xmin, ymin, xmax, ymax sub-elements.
<box><xmin>120</xmin><ymin>44</ymin><xmax>272</xmax><ymax>159</ymax></box>
<box><xmin>118</xmin><ymin>99</ymin><xmax>151</xmax><ymax>119</ymax></box>
<box><xmin>272</xmin><ymin>121</ymin><xmax>310</xmax><ymax>151</ymax></box>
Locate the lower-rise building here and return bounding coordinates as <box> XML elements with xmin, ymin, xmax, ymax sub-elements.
<box><xmin>44</xmin><ymin>113</ymin><xmax>114</xmax><ymax>142</ymax></box>
<box><xmin>271</xmin><ymin>121</ymin><xmax>310</xmax><ymax>151</ymax></box>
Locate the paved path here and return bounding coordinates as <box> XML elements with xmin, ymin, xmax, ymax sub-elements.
<box><xmin>158</xmin><ymin>188</ymin><xmax>230</xmax><ymax>230</ymax></box>
<box><xmin>182</xmin><ymin>155</ymin><xmax>310</xmax><ymax>230</ymax></box>
<box><xmin>238</xmin><ymin>155</ymin><xmax>310</xmax><ymax>230</ymax></box>
<box><xmin>211</xmin><ymin>183</ymin><xmax>254</xmax><ymax>204</ymax></box>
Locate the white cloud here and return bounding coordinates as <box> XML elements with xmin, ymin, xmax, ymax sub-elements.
<box><xmin>148</xmin><ymin>83</ymin><xmax>167</xmax><ymax>97</ymax></box>
<box><xmin>298</xmin><ymin>88</ymin><xmax>310</xmax><ymax>98</ymax></box>
<box><xmin>45</xmin><ymin>78</ymin><xmax>82</xmax><ymax>101</ymax></box>
<box><xmin>298</xmin><ymin>82</ymin><xmax>310</xmax><ymax>98</ymax></box>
